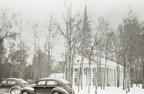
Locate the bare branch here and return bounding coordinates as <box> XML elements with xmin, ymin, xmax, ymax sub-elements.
<box><xmin>57</xmin><ymin>25</ymin><xmax>69</xmax><ymax>40</ymax></box>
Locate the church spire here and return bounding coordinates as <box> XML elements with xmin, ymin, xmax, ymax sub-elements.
<box><xmin>83</xmin><ymin>4</ymin><xmax>88</xmax><ymax>28</ymax></box>
<box><xmin>82</xmin><ymin>4</ymin><xmax>90</xmax><ymax>34</ymax></box>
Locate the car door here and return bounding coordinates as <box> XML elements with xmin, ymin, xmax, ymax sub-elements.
<box><xmin>6</xmin><ymin>80</ymin><xmax>17</xmax><ymax>91</ymax></box>
<box><xmin>0</xmin><ymin>79</ymin><xmax>8</xmax><ymax>93</ymax></box>
<box><xmin>34</xmin><ymin>80</ymin><xmax>57</xmax><ymax>94</ymax></box>
<box><xmin>44</xmin><ymin>80</ymin><xmax>58</xmax><ymax>94</ymax></box>
<box><xmin>0</xmin><ymin>80</ymin><xmax>16</xmax><ymax>93</ymax></box>
<box><xmin>34</xmin><ymin>80</ymin><xmax>47</xmax><ymax>94</ymax></box>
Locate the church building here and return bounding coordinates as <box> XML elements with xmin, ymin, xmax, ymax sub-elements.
<box><xmin>72</xmin><ymin>55</ymin><xmax>124</xmax><ymax>87</ymax></box>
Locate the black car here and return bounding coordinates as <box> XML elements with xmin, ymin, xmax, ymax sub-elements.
<box><xmin>21</xmin><ymin>78</ymin><xmax>75</xmax><ymax>94</ymax></box>
<box><xmin>0</xmin><ymin>78</ymin><xmax>28</xmax><ymax>94</ymax></box>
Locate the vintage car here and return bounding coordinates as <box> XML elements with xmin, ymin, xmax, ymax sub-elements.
<box><xmin>0</xmin><ymin>78</ymin><xmax>28</xmax><ymax>94</ymax></box>
<box><xmin>21</xmin><ymin>78</ymin><xmax>75</xmax><ymax>94</ymax></box>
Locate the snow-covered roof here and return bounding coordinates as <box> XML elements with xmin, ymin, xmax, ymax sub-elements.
<box><xmin>74</xmin><ymin>55</ymin><xmax>95</xmax><ymax>64</ymax></box>
<box><xmin>48</xmin><ymin>73</ymin><xmax>65</xmax><ymax>79</ymax></box>
<box><xmin>99</xmin><ymin>57</ymin><xmax>123</xmax><ymax>69</ymax></box>
<box><xmin>74</xmin><ymin>55</ymin><xmax>123</xmax><ymax>69</ymax></box>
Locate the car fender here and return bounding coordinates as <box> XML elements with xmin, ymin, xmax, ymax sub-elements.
<box><xmin>50</xmin><ymin>87</ymin><xmax>69</xmax><ymax>94</ymax></box>
<box><xmin>9</xmin><ymin>85</ymin><xmax>21</xmax><ymax>93</ymax></box>
<box><xmin>21</xmin><ymin>87</ymin><xmax>34</xmax><ymax>94</ymax></box>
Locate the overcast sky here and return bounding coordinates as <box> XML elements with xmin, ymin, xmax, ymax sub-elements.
<box><xmin>0</xmin><ymin>0</ymin><xmax>144</xmax><ymax>62</ymax></box>
<box><xmin>1</xmin><ymin>0</ymin><xmax>144</xmax><ymax>26</ymax></box>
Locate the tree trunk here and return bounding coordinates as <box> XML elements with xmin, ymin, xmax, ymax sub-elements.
<box><xmin>117</xmin><ymin>66</ymin><xmax>120</xmax><ymax>87</ymax></box>
<box><xmin>68</xmin><ymin>52</ymin><xmax>71</xmax><ymax>84</ymax></box>
<box><xmin>88</xmin><ymin>67</ymin><xmax>91</xmax><ymax>93</ymax></box>
<box><xmin>78</xmin><ymin>67</ymin><xmax>80</xmax><ymax>92</ymax></box>
<box><xmin>142</xmin><ymin>60</ymin><xmax>144</xmax><ymax>89</ymax></box>
<box><xmin>116</xmin><ymin>55</ymin><xmax>120</xmax><ymax>88</ymax></box>
<box><xmin>107</xmin><ymin>67</ymin><xmax>109</xmax><ymax>86</ymax></box>
<box><xmin>71</xmin><ymin>67</ymin><xmax>73</xmax><ymax>86</ymax></box>
<box><xmin>127</xmin><ymin>61</ymin><xmax>131</xmax><ymax>92</ymax></box>
<box><xmin>99</xmin><ymin>56</ymin><xmax>102</xmax><ymax>89</ymax></box>
<box><xmin>123</xmin><ymin>55</ymin><xmax>126</xmax><ymax>90</ymax></box>
<box><xmin>136</xmin><ymin>60</ymin><xmax>138</xmax><ymax>86</ymax></box>
<box><xmin>103</xmin><ymin>54</ymin><xmax>107</xmax><ymax>89</ymax></box>
<box><xmin>95</xmin><ymin>67</ymin><xmax>97</xmax><ymax>94</ymax></box>
<box><xmin>130</xmin><ymin>67</ymin><xmax>133</xmax><ymax>87</ymax></box>
<box><xmin>80</xmin><ymin>54</ymin><xmax>84</xmax><ymax>89</ymax></box>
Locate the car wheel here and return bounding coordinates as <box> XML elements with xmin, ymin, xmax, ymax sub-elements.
<box><xmin>10</xmin><ymin>88</ymin><xmax>20</xmax><ymax>94</ymax></box>
<box><xmin>22</xmin><ymin>91</ymin><xmax>30</xmax><ymax>94</ymax></box>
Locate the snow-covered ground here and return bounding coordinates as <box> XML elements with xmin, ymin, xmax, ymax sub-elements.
<box><xmin>73</xmin><ymin>85</ymin><xmax>144</xmax><ymax>94</ymax></box>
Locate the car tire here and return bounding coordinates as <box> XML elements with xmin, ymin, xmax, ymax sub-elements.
<box><xmin>22</xmin><ymin>91</ymin><xmax>30</xmax><ymax>94</ymax></box>
<box><xmin>52</xmin><ymin>91</ymin><xmax>62</xmax><ymax>94</ymax></box>
<box><xmin>10</xmin><ymin>88</ymin><xmax>20</xmax><ymax>94</ymax></box>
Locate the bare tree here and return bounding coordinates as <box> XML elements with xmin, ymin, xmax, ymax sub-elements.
<box><xmin>0</xmin><ymin>10</ymin><xmax>17</xmax><ymax>64</ymax></box>
<box><xmin>96</xmin><ymin>17</ymin><xmax>112</xmax><ymax>89</ymax></box>
<box><xmin>110</xmin><ymin>31</ymin><xmax>121</xmax><ymax>87</ymax></box>
<box><xmin>44</xmin><ymin>14</ymin><xmax>58</xmax><ymax>77</ymax></box>
<box><xmin>16</xmin><ymin>18</ymin><xmax>29</xmax><ymax>78</ymax></box>
<box><xmin>118</xmin><ymin>10</ymin><xmax>142</xmax><ymax>92</ymax></box>
<box><xmin>32</xmin><ymin>22</ymin><xmax>39</xmax><ymax>82</ymax></box>
<box><xmin>77</xmin><ymin>5</ymin><xmax>91</xmax><ymax>90</ymax></box>
<box><xmin>57</xmin><ymin>1</ymin><xmax>82</xmax><ymax>85</ymax></box>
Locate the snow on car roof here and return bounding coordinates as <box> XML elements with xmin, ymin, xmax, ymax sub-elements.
<box><xmin>4</xmin><ymin>78</ymin><xmax>28</xmax><ymax>83</ymax></box>
<box><xmin>40</xmin><ymin>78</ymin><xmax>70</xmax><ymax>83</ymax></box>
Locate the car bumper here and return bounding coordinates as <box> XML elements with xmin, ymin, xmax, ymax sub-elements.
<box><xmin>0</xmin><ymin>92</ymin><xmax>21</xmax><ymax>94</ymax></box>
<box><xmin>0</xmin><ymin>93</ymin><xmax>9</xmax><ymax>94</ymax></box>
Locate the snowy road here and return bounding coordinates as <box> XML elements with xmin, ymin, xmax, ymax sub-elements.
<box><xmin>73</xmin><ymin>85</ymin><xmax>144</xmax><ymax>94</ymax></box>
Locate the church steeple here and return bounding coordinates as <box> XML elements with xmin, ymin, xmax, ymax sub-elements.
<box><xmin>83</xmin><ymin>5</ymin><xmax>88</xmax><ymax>29</ymax></box>
<box><xmin>82</xmin><ymin>4</ymin><xmax>90</xmax><ymax>35</ymax></box>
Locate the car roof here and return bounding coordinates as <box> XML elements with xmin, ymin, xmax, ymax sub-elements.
<box><xmin>4</xmin><ymin>78</ymin><xmax>24</xmax><ymax>81</ymax></box>
<box><xmin>2</xmin><ymin>78</ymin><xmax>28</xmax><ymax>83</ymax></box>
<box><xmin>39</xmin><ymin>78</ymin><xmax>70</xmax><ymax>83</ymax></box>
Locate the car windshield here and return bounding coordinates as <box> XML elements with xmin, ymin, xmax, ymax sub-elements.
<box><xmin>19</xmin><ymin>79</ymin><xmax>28</xmax><ymax>83</ymax></box>
<box><xmin>65</xmin><ymin>84</ymin><xmax>72</xmax><ymax>88</ymax></box>
<box><xmin>59</xmin><ymin>79</ymin><xmax>70</xmax><ymax>84</ymax></box>
<box><xmin>0</xmin><ymin>80</ymin><xmax>7</xmax><ymax>84</ymax></box>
